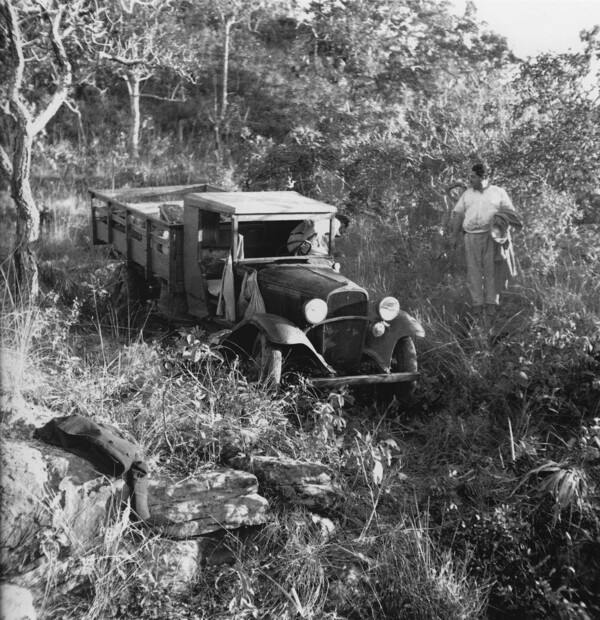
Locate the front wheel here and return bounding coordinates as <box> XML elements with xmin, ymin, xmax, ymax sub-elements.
<box><xmin>250</xmin><ymin>333</ymin><xmax>283</xmax><ymax>389</ymax></box>
<box><xmin>390</xmin><ymin>337</ymin><xmax>418</xmax><ymax>403</ymax></box>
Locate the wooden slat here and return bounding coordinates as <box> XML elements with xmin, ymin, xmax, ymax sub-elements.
<box><xmin>107</xmin><ymin>201</ymin><xmax>113</xmax><ymax>243</ymax></box>
<box><xmin>183</xmin><ymin>202</ymin><xmax>209</xmax><ymax>318</ymax></box>
<box><xmin>113</xmin><ymin>230</ymin><xmax>127</xmax><ymax>254</ymax></box>
<box><xmin>130</xmin><ymin>239</ymin><xmax>145</xmax><ymax>259</ymax></box>
<box><xmin>126</xmin><ymin>211</ymin><xmax>131</xmax><ymax>262</ymax></box>
<box><xmin>173</xmin><ymin>227</ymin><xmax>185</xmax><ymax>291</ymax></box>
<box><xmin>129</xmin><ymin>222</ymin><xmax>146</xmax><ymax>237</ymax></box>
<box><xmin>145</xmin><ymin>220</ymin><xmax>152</xmax><ymax>277</ymax></box>
<box><xmin>168</xmin><ymin>228</ymin><xmax>178</xmax><ymax>292</ymax></box>
<box><xmin>91</xmin><ymin>194</ymin><xmax>98</xmax><ymax>244</ymax></box>
<box><xmin>96</xmin><ymin>222</ymin><xmax>109</xmax><ymax>243</ymax></box>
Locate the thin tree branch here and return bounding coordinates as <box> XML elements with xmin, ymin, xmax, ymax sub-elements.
<box><xmin>99</xmin><ymin>50</ymin><xmax>149</xmax><ymax>67</ymax></box>
<box><xmin>139</xmin><ymin>93</ymin><xmax>188</xmax><ymax>102</ymax></box>
<box><xmin>2</xmin><ymin>0</ymin><xmax>33</xmax><ymax>128</ymax></box>
<box><xmin>31</xmin><ymin>3</ymin><xmax>73</xmax><ymax>136</ymax></box>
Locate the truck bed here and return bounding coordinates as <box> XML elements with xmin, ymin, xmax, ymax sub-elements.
<box><xmin>90</xmin><ymin>184</ymin><xmax>222</xmax><ymax>293</ymax></box>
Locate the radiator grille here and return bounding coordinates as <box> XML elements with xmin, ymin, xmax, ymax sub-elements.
<box><xmin>327</xmin><ymin>289</ymin><xmax>368</xmax><ymax>318</ymax></box>
<box><xmin>314</xmin><ymin>289</ymin><xmax>368</xmax><ymax>369</ymax></box>
<box><xmin>321</xmin><ymin>319</ymin><xmax>366</xmax><ymax>369</ymax></box>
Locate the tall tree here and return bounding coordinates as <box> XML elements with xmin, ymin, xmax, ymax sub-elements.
<box><xmin>182</xmin><ymin>0</ymin><xmax>291</xmax><ymax>158</ymax></box>
<box><xmin>0</xmin><ymin>0</ymin><xmax>92</xmax><ymax>296</ymax></box>
<box><xmin>95</xmin><ymin>0</ymin><xmax>195</xmax><ymax>159</ymax></box>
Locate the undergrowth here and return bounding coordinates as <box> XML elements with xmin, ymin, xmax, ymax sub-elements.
<box><xmin>1</xmin><ymin>190</ymin><xmax>600</xmax><ymax>619</ymax></box>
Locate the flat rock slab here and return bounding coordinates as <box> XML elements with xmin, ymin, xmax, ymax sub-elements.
<box><xmin>147</xmin><ymin>468</ymin><xmax>269</xmax><ymax>538</ymax></box>
<box><xmin>228</xmin><ymin>455</ymin><xmax>343</xmax><ymax>511</ymax></box>
<box><xmin>0</xmin><ymin>438</ymin><xmax>123</xmax><ymax>576</ymax></box>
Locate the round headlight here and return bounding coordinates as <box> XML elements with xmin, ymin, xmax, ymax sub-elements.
<box><xmin>377</xmin><ymin>297</ymin><xmax>400</xmax><ymax>321</ymax></box>
<box><xmin>304</xmin><ymin>298</ymin><xmax>328</xmax><ymax>324</ymax></box>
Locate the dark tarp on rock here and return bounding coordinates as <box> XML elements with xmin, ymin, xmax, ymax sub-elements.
<box><xmin>34</xmin><ymin>415</ymin><xmax>150</xmax><ymax>520</ymax></box>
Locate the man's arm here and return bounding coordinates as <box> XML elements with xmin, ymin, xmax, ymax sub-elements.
<box><xmin>499</xmin><ymin>187</ymin><xmax>514</xmax><ymax>211</ymax></box>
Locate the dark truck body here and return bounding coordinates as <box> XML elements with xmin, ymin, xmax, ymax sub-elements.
<box><xmin>90</xmin><ymin>185</ymin><xmax>424</xmax><ymax>391</ymax></box>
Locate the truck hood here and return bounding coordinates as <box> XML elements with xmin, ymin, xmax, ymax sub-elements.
<box><xmin>257</xmin><ymin>265</ymin><xmax>361</xmax><ymax>299</ymax></box>
<box><xmin>256</xmin><ymin>264</ymin><xmax>368</xmax><ymax>328</ymax></box>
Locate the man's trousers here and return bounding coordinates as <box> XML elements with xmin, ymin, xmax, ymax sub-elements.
<box><xmin>463</xmin><ymin>231</ymin><xmax>499</xmax><ymax>308</ymax></box>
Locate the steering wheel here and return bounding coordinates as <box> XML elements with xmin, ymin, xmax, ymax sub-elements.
<box><xmin>278</xmin><ymin>240</ymin><xmax>313</xmax><ymax>256</ymax></box>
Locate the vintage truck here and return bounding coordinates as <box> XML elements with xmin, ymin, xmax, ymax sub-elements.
<box><xmin>90</xmin><ymin>184</ymin><xmax>425</xmax><ymax>396</ymax></box>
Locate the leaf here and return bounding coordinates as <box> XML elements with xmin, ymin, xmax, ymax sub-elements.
<box><xmin>513</xmin><ymin>371</ymin><xmax>529</xmax><ymax>387</ymax></box>
<box><xmin>529</xmin><ymin>460</ymin><xmax>563</xmax><ymax>475</ymax></box>
<box><xmin>537</xmin><ymin>473</ymin><xmax>560</xmax><ymax>493</ymax></box>
<box><xmin>372</xmin><ymin>460</ymin><xmax>383</xmax><ymax>485</ymax></box>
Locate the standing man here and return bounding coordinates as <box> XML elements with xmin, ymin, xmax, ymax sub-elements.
<box><xmin>451</xmin><ymin>163</ymin><xmax>515</xmax><ymax>319</ymax></box>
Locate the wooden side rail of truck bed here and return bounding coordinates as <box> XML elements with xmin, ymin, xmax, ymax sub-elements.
<box><xmin>90</xmin><ymin>184</ymin><xmax>223</xmax><ymax>293</ymax></box>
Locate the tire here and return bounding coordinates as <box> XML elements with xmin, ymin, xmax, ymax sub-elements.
<box><xmin>250</xmin><ymin>333</ymin><xmax>283</xmax><ymax>389</ymax></box>
<box><xmin>390</xmin><ymin>337</ymin><xmax>418</xmax><ymax>403</ymax></box>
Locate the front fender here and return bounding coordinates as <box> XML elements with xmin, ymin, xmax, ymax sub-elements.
<box><xmin>363</xmin><ymin>310</ymin><xmax>425</xmax><ymax>372</ymax></box>
<box><xmin>220</xmin><ymin>313</ymin><xmax>333</xmax><ymax>373</ymax></box>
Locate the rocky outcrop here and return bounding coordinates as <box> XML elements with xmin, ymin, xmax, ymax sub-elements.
<box><xmin>1</xmin><ymin>432</ymin><xmax>271</xmax><ymax>613</ymax></box>
<box><xmin>147</xmin><ymin>469</ymin><xmax>269</xmax><ymax>538</ymax></box>
<box><xmin>228</xmin><ymin>455</ymin><xmax>343</xmax><ymax>511</ymax></box>
<box><xmin>0</xmin><ymin>438</ymin><xmax>123</xmax><ymax>575</ymax></box>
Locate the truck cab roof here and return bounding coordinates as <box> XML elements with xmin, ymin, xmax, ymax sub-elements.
<box><xmin>185</xmin><ymin>191</ymin><xmax>337</xmax><ymax>220</ymax></box>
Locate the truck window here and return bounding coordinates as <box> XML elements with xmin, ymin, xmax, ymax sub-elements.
<box><xmin>239</xmin><ymin>220</ymin><xmax>305</xmax><ymax>258</ymax></box>
<box><xmin>199</xmin><ymin>211</ymin><xmax>231</xmax><ymax>279</ymax></box>
<box><xmin>200</xmin><ymin>211</ymin><xmax>231</xmax><ymax>246</ymax></box>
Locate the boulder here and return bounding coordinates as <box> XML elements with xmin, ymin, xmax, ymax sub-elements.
<box><xmin>146</xmin><ymin>539</ymin><xmax>200</xmax><ymax>593</ymax></box>
<box><xmin>228</xmin><ymin>455</ymin><xmax>343</xmax><ymax>511</ymax></box>
<box><xmin>147</xmin><ymin>468</ymin><xmax>269</xmax><ymax>539</ymax></box>
<box><xmin>0</xmin><ymin>584</ymin><xmax>36</xmax><ymax>620</ymax></box>
<box><xmin>0</xmin><ymin>438</ymin><xmax>124</xmax><ymax>575</ymax></box>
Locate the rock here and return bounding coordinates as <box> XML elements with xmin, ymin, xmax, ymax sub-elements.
<box><xmin>228</xmin><ymin>455</ymin><xmax>343</xmax><ymax>511</ymax></box>
<box><xmin>9</xmin><ymin>558</ymin><xmax>71</xmax><ymax>594</ymax></box>
<box><xmin>0</xmin><ymin>438</ymin><xmax>124</xmax><ymax>576</ymax></box>
<box><xmin>0</xmin><ymin>403</ymin><xmax>55</xmax><ymax>434</ymax></box>
<box><xmin>147</xmin><ymin>468</ymin><xmax>269</xmax><ymax>539</ymax></box>
<box><xmin>146</xmin><ymin>539</ymin><xmax>200</xmax><ymax>593</ymax></box>
<box><xmin>142</xmin><ymin>526</ymin><xmax>260</xmax><ymax>592</ymax></box>
<box><xmin>311</xmin><ymin>514</ymin><xmax>336</xmax><ymax>541</ymax></box>
<box><xmin>0</xmin><ymin>583</ymin><xmax>36</xmax><ymax>620</ymax></box>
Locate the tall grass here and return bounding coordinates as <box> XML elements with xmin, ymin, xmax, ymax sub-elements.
<box><xmin>4</xmin><ymin>185</ymin><xmax>599</xmax><ymax>618</ymax></box>
<box><xmin>0</xmin><ymin>263</ymin><xmax>57</xmax><ymax>410</ymax></box>
<box><xmin>192</xmin><ymin>504</ymin><xmax>489</xmax><ymax>620</ymax></box>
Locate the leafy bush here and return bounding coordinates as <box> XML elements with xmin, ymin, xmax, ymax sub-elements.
<box><xmin>512</xmin><ymin>183</ymin><xmax>582</xmax><ymax>274</ymax></box>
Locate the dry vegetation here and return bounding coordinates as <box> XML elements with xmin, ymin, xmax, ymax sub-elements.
<box><xmin>2</xmin><ymin>178</ymin><xmax>599</xmax><ymax>620</ymax></box>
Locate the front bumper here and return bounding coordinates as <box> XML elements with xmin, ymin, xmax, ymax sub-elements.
<box><xmin>310</xmin><ymin>371</ymin><xmax>419</xmax><ymax>388</ymax></box>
